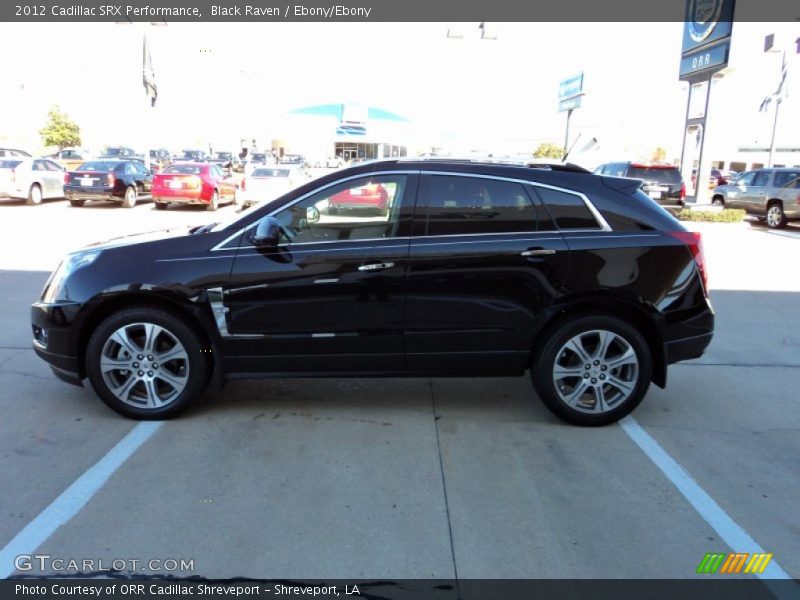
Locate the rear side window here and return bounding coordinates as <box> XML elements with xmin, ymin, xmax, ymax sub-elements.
<box><xmin>418</xmin><ymin>175</ymin><xmax>547</xmax><ymax>236</ymax></box>
<box><xmin>0</xmin><ymin>160</ymin><xmax>23</xmax><ymax>169</ymax></box>
<box><xmin>532</xmin><ymin>186</ymin><xmax>601</xmax><ymax>230</ymax></box>
<box><xmin>774</xmin><ymin>171</ymin><xmax>800</xmax><ymax>187</ymax></box>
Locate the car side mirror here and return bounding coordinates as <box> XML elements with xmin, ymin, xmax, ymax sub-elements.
<box><xmin>251</xmin><ymin>216</ymin><xmax>282</xmax><ymax>247</ymax></box>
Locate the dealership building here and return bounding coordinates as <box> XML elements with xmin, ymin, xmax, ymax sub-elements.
<box><xmin>266</xmin><ymin>103</ymin><xmax>412</xmax><ymax>162</ymax></box>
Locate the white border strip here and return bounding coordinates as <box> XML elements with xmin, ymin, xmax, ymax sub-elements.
<box><xmin>620</xmin><ymin>416</ymin><xmax>790</xmax><ymax>580</ymax></box>
<box><xmin>0</xmin><ymin>422</ymin><xmax>163</xmax><ymax>578</ymax></box>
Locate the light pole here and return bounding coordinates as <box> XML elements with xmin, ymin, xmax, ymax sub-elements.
<box><xmin>760</xmin><ymin>33</ymin><xmax>794</xmax><ymax>168</ymax></box>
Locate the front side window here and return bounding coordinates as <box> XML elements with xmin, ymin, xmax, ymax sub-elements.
<box><xmin>270</xmin><ymin>175</ymin><xmax>408</xmax><ymax>244</ymax></box>
<box><xmin>533</xmin><ymin>186</ymin><xmax>601</xmax><ymax>230</ymax></box>
<box><xmin>736</xmin><ymin>171</ymin><xmax>756</xmax><ymax>186</ymax></box>
<box><xmin>417</xmin><ymin>175</ymin><xmax>545</xmax><ymax>236</ymax></box>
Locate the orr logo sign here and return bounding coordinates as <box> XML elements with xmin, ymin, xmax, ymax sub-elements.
<box><xmin>696</xmin><ymin>552</ymin><xmax>773</xmax><ymax>575</ymax></box>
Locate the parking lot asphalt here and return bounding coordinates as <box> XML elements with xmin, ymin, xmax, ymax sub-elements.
<box><xmin>0</xmin><ymin>198</ymin><xmax>798</xmax><ymax>581</ymax></box>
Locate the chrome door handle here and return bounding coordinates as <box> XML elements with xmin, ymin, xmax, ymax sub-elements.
<box><xmin>358</xmin><ymin>262</ymin><xmax>395</xmax><ymax>271</ymax></box>
<box><xmin>521</xmin><ymin>248</ymin><xmax>557</xmax><ymax>257</ymax></box>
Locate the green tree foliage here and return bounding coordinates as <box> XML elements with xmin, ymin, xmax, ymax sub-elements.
<box><xmin>533</xmin><ymin>142</ymin><xmax>564</xmax><ymax>159</ymax></box>
<box><xmin>39</xmin><ymin>106</ymin><xmax>81</xmax><ymax>149</ymax></box>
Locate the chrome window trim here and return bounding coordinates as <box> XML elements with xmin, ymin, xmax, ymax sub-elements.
<box><xmin>212</xmin><ymin>168</ymin><xmax>612</xmax><ymax>252</ymax></box>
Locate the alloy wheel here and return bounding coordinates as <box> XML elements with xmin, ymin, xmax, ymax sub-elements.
<box><xmin>552</xmin><ymin>329</ymin><xmax>639</xmax><ymax>414</ymax></box>
<box><xmin>99</xmin><ymin>322</ymin><xmax>189</xmax><ymax>409</ymax></box>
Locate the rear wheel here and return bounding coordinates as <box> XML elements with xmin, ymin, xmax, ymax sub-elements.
<box><xmin>85</xmin><ymin>307</ymin><xmax>210</xmax><ymax>419</ymax></box>
<box><xmin>121</xmin><ymin>186</ymin><xmax>137</xmax><ymax>208</ymax></box>
<box><xmin>69</xmin><ymin>199</ymin><xmax>85</xmax><ymax>208</ymax></box>
<box><xmin>207</xmin><ymin>191</ymin><xmax>219</xmax><ymax>211</ymax></box>
<box><xmin>25</xmin><ymin>184</ymin><xmax>43</xmax><ymax>206</ymax></box>
<box><xmin>531</xmin><ymin>315</ymin><xmax>651</xmax><ymax>426</ymax></box>
<box><xmin>766</xmin><ymin>202</ymin><xmax>787</xmax><ymax>229</ymax></box>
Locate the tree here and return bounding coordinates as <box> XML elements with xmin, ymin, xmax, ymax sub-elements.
<box><xmin>39</xmin><ymin>106</ymin><xmax>81</xmax><ymax>150</ymax></box>
<box><xmin>533</xmin><ymin>142</ymin><xmax>564</xmax><ymax>159</ymax></box>
<box><xmin>651</xmin><ymin>146</ymin><xmax>667</xmax><ymax>163</ymax></box>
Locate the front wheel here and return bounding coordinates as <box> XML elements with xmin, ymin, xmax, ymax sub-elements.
<box><xmin>766</xmin><ymin>203</ymin><xmax>787</xmax><ymax>229</ymax></box>
<box><xmin>26</xmin><ymin>184</ymin><xmax>43</xmax><ymax>206</ymax></box>
<box><xmin>86</xmin><ymin>307</ymin><xmax>210</xmax><ymax>419</ymax></box>
<box><xmin>121</xmin><ymin>186</ymin><xmax>137</xmax><ymax>208</ymax></box>
<box><xmin>531</xmin><ymin>316</ymin><xmax>652</xmax><ymax>426</ymax></box>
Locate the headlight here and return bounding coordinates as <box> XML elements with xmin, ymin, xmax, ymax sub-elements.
<box><xmin>41</xmin><ymin>250</ymin><xmax>102</xmax><ymax>303</ymax></box>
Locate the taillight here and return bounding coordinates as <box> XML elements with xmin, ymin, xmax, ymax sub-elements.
<box><xmin>668</xmin><ymin>231</ymin><xmax>708</xmax><ymax>295</ymax></box>
<box><xmin>796</xmin><ymin>194</ymin><xmax>800</xmax><ymax>205</ymax></box>
<box><xmin>63</xmin><ymin>172</ymin><xmax>69</xmax><ymax>185</ymax></box>
<box><xmin>241</xmin><ymin>178</ymin><xmax>246</xmax><ymax>191</ymax></box>
<box><xmin>10</xmin><ymin>168</ymin><xmax>16</xmax><ymax>184</ymax></box>
<box><xmin>187</xmin><ymin>176</ymin><xmax>202</xmax><ymax>189</ymax></box>
<box><xmin>106</xmin><ymin>173</ymin><xmax>115</xmax><ymax>186</ymax></box>
<box><xmin>680</xmin><ymin>182</ymin><xmax>686</xmax><ymax>201</ymax></box>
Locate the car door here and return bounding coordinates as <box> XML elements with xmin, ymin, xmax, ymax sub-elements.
<box><xmin>743</xmin><ymin>170</ymin><xmax>771</xmax><ymax>214</ymax></box>
<box><xmin>32</xmin><ymin>160</ymin><xmax>55</xmax><ymax>196</ymax></box>
<box><xmin>134</xmin><ymin>161</ymin><xmax>153</xmax><ymax>194</ymax></box>
<box><xmin>44</xmin><ymin>160</ymin><xmax>65</xmax><ymax>197</ymax></box>
<box><xmin>224</xmin><ymin>171</ymin><xmax>417</xmax><ymax>373</ymax></box>
<box><xmin>212</xmin><ymin>164</ymin><xmax>235</xmax><ymax>201</ymax></box>
<box><xmin>404</xmin><ymin>172</ymin><xmax>570</xmax><ymax>374</ymax></box>
<box><xmin>723</xmin><ymin>170</ymin><xmax>754</xmax><ymax>208</ymax></box>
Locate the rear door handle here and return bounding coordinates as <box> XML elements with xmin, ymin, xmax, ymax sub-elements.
<box><xmin>358</xmin><ymin>262</ymin><xmax>395</xmax><ymax>271</ymax></box>
<box><xmin>521</xmin><ymin>248</ymin><xmax>557</xmax><ymax>257</ymax></box>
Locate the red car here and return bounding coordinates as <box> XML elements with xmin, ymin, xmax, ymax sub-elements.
<box><xmin>328</xmin><ymin>182</ymin><xmax>389</xmax><ymax>215</ymax></box>
<box><xmin>152</xmin><ymin>163</ymin><xmax>239</xmax><ymax>211</ymax></box>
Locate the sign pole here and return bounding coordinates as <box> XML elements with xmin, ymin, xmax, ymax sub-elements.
<box><xmin>564</xmin><ymin>109</ymin><xmax>572</xmax><ymax>159</ymax></box>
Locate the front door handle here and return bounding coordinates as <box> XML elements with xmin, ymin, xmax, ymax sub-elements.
<box><xmin>521</xmin><ymin>248</ymin><xmax>557</xmax><ymax>257</ymax></box>
<box><xmin>358</xmin><ymin>262</ymin><xmax>395</xmax><ymax>272</ymax></box>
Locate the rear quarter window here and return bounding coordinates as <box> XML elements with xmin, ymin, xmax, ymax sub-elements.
<box><xmin>532</xmin><ymin>186</ymin><xmax>601</xmax><ymax>230</ymax></box>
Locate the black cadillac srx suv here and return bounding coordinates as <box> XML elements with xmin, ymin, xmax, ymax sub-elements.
<box><xmin>31</xmin><ymin>159</ymin><xmax>714</xmax><ymax>425</ymax></box>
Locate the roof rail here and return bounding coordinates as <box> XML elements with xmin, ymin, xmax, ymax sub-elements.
<box><xmin>397</xmin><ymin>156</ymin><xmax>591</xmax><ymax>173</ymax></box>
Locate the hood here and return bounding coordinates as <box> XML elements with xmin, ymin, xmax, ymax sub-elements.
<box><xmin>84</xmin><ymin>225</ymin><xmax>198</xmax><ymax>251</ymax></box>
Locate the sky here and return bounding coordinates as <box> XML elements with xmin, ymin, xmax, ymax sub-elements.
<box><xmin>1</xmin><ymin>21</ymin><xmax>797</xmax><ymax>165</ymax></box>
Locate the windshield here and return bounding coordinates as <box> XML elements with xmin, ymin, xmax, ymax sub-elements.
<box><xmin>252</xmin><ymin>168</ymin><xmax>290</xmax><ymax>177</ymax></box>
<box><xmin>77</xmin><ymin>161</ymin><xmax>118</xmax><ymax>172</ymax></box>
<box><xmin>627</xmin><ymin>167</ymin><xmax>681</xmax><ymax>184</ymax></box>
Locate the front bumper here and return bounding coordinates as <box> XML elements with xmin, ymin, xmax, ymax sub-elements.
<box><xmin>31</xmin><ymin>301</ymin><xmax>83</xmax><ymax>385</ymax></box>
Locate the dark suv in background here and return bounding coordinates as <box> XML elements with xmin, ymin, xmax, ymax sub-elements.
<box><xmin>32</xmin><ymin>159</ymin><xmax>713</xmax><ymax>426</ymax></box>
<box><xmin>595</xmin><ymin>162</ymin><xmax>685</xmax><ymax>206</ymax></box>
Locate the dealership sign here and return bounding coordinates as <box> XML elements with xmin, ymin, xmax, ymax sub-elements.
<box><xmin>679</xmin><ymin>0</ymin><xmax>735</xmax><ymax>81</ymax></box>
<box><xmin>558</xmin><ymin>72</ymin><xmax>584</xmax><ymax>112</ymax></box>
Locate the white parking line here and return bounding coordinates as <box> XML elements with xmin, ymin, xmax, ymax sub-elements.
<box><xmin>0</xmin><ymin>421</ymin><xmax>162</xmax><ymax>578</ymax></box>
<box><xmin>620</xmin><ymin>416</ymin><xmax>790</xmax><ymax>580</ymax></box>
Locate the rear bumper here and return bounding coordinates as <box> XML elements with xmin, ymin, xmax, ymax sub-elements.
<box><xmin>65</xmin><ymin>189</ymin><xmax>118</xmax><ymax>202</ymax></box>
<box><xmin>665</xmin><ymin>332</ymin><xmax>713</xmax><ymax>364</ymax></box>
<box><xmin>153</xmin><ymin>191</ymin><xmax>207</xmax><ymax>204</ymax></box>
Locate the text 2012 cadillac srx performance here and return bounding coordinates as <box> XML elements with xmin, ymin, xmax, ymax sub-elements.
<box><xmin>31</xmin><ymin>159</ymin><xmax>714</xmax><ymax>426</ymax></box>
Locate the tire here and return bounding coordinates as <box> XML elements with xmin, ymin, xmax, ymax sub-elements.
<box><xmin>207</xmin><ymin>190</ymin><xmax>219</xmax><ymax>211</ymax></box>
<box><xmin>69</xmin><ymin>199</ymin><xmax>85</xmax><ymax>208</ymax></box>
<box><xmin>121</xmin><ymin>186</ymin><xmax>137</xmax><ymax>208</ymax></box>
<box><xmin>154</xmin><ymin>201</ymin><xmax>168</xmax><ymax>210</ymax></box>
<box><xmin>765</xmin><ymin>202</ymin><xmax>787</xmax><ymax>229</ymax></box>
<box><xmin>25</xmin><ymin>184</ymin><xmax>43</xmax><ymax>206</ymax></box>
<box><xmin>85</xmin><ymin>307</ymin><xmax>210</xmax><ymax>419</ymax></box>
<box><xmin>711</xmin><ymin>196</ymin><xmax>724</xmax><ymax>207</ymax></box>
<box><xmin>531</xmin><ymin>315</ymin><xmax>652</xmax><ymax>426</ymax></box>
